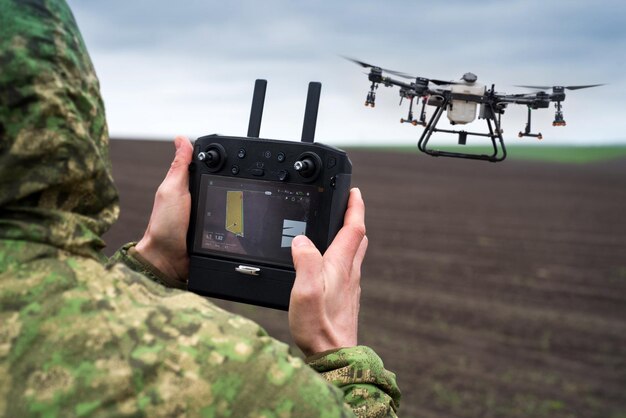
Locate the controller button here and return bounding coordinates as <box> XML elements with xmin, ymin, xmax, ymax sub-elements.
<box><xmin>277</xmin><ymin>152</ymin><xmax>286</xmax><ymax>162</ymax></box>
<box><xmin>231</xmin><ymin>165</ymin><xmax>240</xmax><ymax>175</ymax></box>
<box><xmin>251</xmin><ymin>168</ymin><xmax>264</xmax><ymax>176</ymax></box>
<box><xmin>327</xmin><ymin>157</ymin><xmax>336</xmax><ymax>168</ymax></box>
<box><xmin>278</xmin><ymin>170</ymin><xmax>288</xmax><ymax>181</ymax></box>
<box><xmin>237</xmin><ymin>149</ymin><xmax>246</xmax><ymax>159</ymax></box>
<box><xmin>264</xmin><ymin>150</ymin><xmax>272</xmax><ymax>159</ymax></box>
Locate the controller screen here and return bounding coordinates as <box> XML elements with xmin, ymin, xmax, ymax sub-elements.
<box><xmin>197</xmin><ymin>174</ymin><xmax>321</xmax><ymax>266</ymax></box>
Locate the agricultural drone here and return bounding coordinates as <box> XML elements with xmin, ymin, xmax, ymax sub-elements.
<box><xmin>346</xmin><ymin>57</ymin><xmax>603</xmax><ymax>162</ymax></box>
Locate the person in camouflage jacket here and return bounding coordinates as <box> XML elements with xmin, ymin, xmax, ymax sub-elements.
<box><xmin>0</xmin><ymin>0</ymin><xmax>401</xmax><ymax>416</ymax></box>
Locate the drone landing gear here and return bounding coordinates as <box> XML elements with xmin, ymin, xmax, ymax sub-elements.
<box><xmin>365</xmin><ymin>82</ymin><xmax>378</xmax><ymax>107</ymax></box>
<box><xmin>518</xmin><ymin>107</ymin><xmax>543</xmax><ymax>140</ymax></box>
<box><xmin>399</xmin><ymin>96</ymin><xmax>427</xmax><ymax>126</ymax></box>
<box><xmin>417</xmin><ymin>97</ymin><xmax>506</xmax><ymax>162</ymax></box>
<box><xmin>552</xmin><ymin>101</ymin><xmax>566</xmax><ymax>126</ymax></box>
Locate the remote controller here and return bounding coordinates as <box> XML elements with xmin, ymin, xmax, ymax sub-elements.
<box><xmin>187</xmin><ymin>80</ymin><xmax>352</xmax><ymax>310</ymax></box>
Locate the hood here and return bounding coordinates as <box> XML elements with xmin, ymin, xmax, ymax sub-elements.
<box><xmin>0</xmin><ymin>0</ymin><xmax>119</xmax><ymax>259</ymax></box>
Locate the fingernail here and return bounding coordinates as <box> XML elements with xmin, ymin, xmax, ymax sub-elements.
<box><xmin>292</xmin><ymin>235</ymin><xmax>312</xmax><ymax>248</ymax></box>
<box><xmin>174</xmin><ymin>136</ymin><xmax>182</xmax><ymax>150</ymax></box>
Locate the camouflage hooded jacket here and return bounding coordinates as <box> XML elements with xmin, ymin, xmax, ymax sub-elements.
<box><xmin>0</xmin><ymin>0</ymin><xmax>400</xmax><ymax>417</ymax></box>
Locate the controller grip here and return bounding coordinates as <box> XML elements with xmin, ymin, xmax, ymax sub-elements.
<box><xmin>326</xmin><ymin>173</ymin><xmax>352</xmax><ymax>248</ymax></box>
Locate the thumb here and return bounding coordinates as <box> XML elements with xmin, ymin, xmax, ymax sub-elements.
<box><xmin>167</xmin><ymin>136</ymin><xmax>193</xmax><ymax>183</ymax></box>
<box><xmin>291</xmin><ymin>235</ymin><xmax>323</xmax><ymax>290</ymax></box>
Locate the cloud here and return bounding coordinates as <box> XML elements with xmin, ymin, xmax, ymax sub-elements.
<box><xmin>68</xmin><ymin>0</ymin><xmax>626</xmax><ymax>144</ymax></box>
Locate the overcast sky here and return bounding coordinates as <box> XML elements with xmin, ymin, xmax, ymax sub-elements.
<box><xmin>67</xmin><ymin>0</ymin><xmax>626</xmax><ymax>146</ymax></box>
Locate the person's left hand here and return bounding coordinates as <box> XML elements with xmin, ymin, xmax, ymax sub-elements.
<box><xmin>135</xmin><ymin>136</ymin><xmax>193</xmax><ymax>282</ymax></box>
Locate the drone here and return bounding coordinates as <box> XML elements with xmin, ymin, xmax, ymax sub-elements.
<box><xmin>346</xmin><ymin>57</ymin><xmax>603</xmax><ymax>162</ymax></box>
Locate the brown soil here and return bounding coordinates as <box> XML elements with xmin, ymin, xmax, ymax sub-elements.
<box><xmin>104</xmin><ymin>139</ymin><xmax>626</xmax><ymax>418</ymax></box>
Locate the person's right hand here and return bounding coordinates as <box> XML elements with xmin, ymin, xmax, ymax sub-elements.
<box><xmin>288</xmin><ymin>188</ymin><xmax>368</xmax><ymax>357</ymax></box>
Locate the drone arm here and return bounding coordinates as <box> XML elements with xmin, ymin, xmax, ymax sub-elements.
<box><xmin>380</xmin><ymin>75</ymin><xmax>414</xmax><ymax>90</ymax></box>
<box><xmin>496</xmin><ymin>95</ymin><xmax>537</xmax><ymax>106</ymax></box>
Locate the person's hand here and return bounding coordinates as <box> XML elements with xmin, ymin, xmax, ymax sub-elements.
<box><xmin>135</xmin><ymin>136</ymin><xmax>193</xmax><ymax>282</ymax></box>
<box><xmin>288</xmin><ymin>188</ymin><xmax>368</xmax><ymax>357</ymax></box>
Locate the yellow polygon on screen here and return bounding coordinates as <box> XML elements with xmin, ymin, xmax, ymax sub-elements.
<box><xmin>225</xmin><ymin>191</ymin><xmax>244</xmax><ymax>237</ymax></box>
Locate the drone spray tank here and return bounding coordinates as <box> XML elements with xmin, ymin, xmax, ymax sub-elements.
<box><xmin>446</xmin><ymin>73</ymin><xmax>485</xmax><ymax>125</ymax></box>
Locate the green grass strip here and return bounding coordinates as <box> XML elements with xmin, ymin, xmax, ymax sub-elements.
<box><xmin>342</xmin><ymin>145</ymin><xmax>626</xmax><ymax>164</ymax></box>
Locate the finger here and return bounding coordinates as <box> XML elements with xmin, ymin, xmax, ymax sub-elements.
<box><xmin>342</xmin><ymin>188</ymin><xmax>366</xmax><ymax>231</ymax></box>
<box><xmin>291</xmin><ymin>235</ymin><xmax>324</xmax><ymax>300</ymax></box>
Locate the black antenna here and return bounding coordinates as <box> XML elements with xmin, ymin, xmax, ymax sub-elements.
<box><xmin>301</xmin><ymin>82</ymin><xmax>321</xmax><ymax>143</ymax></box>
<box><xmin>247</xmin><ymin>79</ymin><xmax>267</xmax><ymax>138</ymax></box>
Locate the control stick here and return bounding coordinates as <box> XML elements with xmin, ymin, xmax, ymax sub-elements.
<box><xmin>294</xmin><ymin>157</ymin><xmax>316</xmax><ymax>178</ymax></box>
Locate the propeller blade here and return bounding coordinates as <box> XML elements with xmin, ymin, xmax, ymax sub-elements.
<box><xmin>389</xmin><ymin>74</ymin><xmax>452</xmax><ymax>84</ymax></box>
<box><xmin>565</xmin><ymin>84</ymin><xmax>604</xmax><ymax>90</ymax></box>
<box><xmin>342</xmin><ymin>56</ymin><xmax>412</xmax><ymax>78</ymax></box>
<box><xmin>391</xmin><ymin>71</ymin><xmax>418</xmax><ymax>79</ymax></box>
<box><xmin>431</xmin><ymin>78</ymin><xmax>459</xmax><ymax>86</ymax></box>
<box><xmin>344</xmin><ymin>57</ymin><xmax>378</xmax><ymax>69</ymax></box>
<box><xmin>516</xmin><ymin>84</ymin><xmax>604</xmax><ymax>91</ymax></box>
<box><xmin>515</xmin><ymin>85</ymin><xmax>551</xmax><ymax>90</ymax></box>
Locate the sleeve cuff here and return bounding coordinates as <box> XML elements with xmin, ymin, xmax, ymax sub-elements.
<box><xmin>306</xmin><ymin>345</ymin><xmax>401</xmax><ymax>411</ymax></box>
<box><xmin>107</xmin><ymin>242</ymin><xmax>187</xmax><ymax>290</ymax></box>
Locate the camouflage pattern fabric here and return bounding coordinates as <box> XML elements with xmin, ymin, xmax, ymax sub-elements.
<box><xmin>0</xmin><ymin>0</ymin><xmax>118</xmax><ymax>260</ymax></box>
<box><xmin>0</xmin><ymin>0</ymin><xmax>401</xmax><ymax>417</ymax></box>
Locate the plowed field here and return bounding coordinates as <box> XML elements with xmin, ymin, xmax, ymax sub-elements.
<box><xmin>105</xmin><ymin>139</ymin><xmax>626</xmax><ymax>418</ymax></box>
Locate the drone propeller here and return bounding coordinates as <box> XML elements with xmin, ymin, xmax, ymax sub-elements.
<box><xmin>344</xmin><ymin>56</ymin><xmax>461</xmax><ymax>87</ymax></box>
<box><xmin>515</xmin><ymin>84</ymin><xmax>604</xmax><ymax>91</ymax></box>
<box><xmin>562</xmin><ymin>84</ymin><xmax>605</xmax><ymax>90</ymax></box>
<box><xmin>430</xmin><ymin>78</ymin><xmax>459</xmax><ymax>86</ymax></box>
<box><xmin>343</xmin><ymin>56</ymin><xmax>412</xmax><ymax>78</ymax></box>
<box><xmin>393</xmin><ymin>72</ymin><xmax>459</xmax><ymax>86</ymax></box>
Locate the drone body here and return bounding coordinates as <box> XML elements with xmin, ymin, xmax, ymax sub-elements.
<box><xmin>347</xmin><ymin>57</ymin><xmax>603</xmax><ymax>162</ymax></box>
<box><xmin>447</xmin><ymin>74</ymin><xmax>484</xmax><ymax>125</ymax></box>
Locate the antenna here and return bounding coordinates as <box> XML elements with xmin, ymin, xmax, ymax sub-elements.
<box><xmin>247</xmin><ymin>79</ymin><xmax>267</xmax><ymax>138</ymax></box>
<box><xmin>301</xmin><ymin>82</ymin><xmax>322</xmax><ymax>143</ymax></box>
